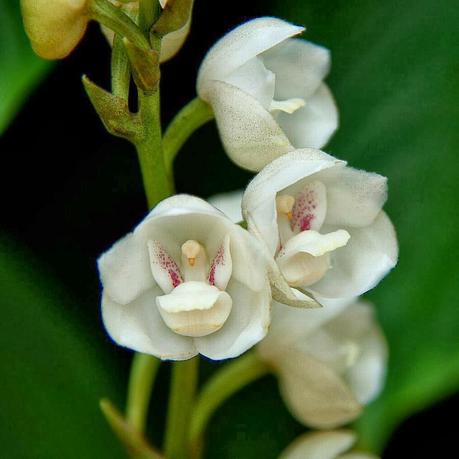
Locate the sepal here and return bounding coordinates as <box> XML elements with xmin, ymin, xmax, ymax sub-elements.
<box><xmin>82</xmin><ymin>75</ymin><xmax>142</xmax><ymax>140</ymax></box>
<box><xmin>152</xmin><ymin>0</ymin><xmax>194</xmax><ymax>37</ymax></box>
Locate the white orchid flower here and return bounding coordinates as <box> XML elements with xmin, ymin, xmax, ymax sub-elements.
<box><xmin>98</xmin><ymin>195</ymin><xmax>271</xmax><ymax>361</ymax></box>
<box><xmin>197</xmin><ymin>17</ymin><xmax>338</xmax><ymax>171</ymax></box>
<box><xmin>258</xmin><ymin>300</ymin><xmax>387</xmax><ymax>428</ymax></box>
<box><xmin>242</xmin><ymin>148</ymin><xmax>398</xmax><ymax>307</ymax></box>
<box><xmin>280</xmin><ymin>430</ymin><xmax>378</xmax><ymax>459</ymax></box>
<box><xmin>102</xmin><ymin>0</ymin><xmax>192</xmax><ymax>63</ymax></box>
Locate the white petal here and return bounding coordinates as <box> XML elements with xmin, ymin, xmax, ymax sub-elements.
<box><xmin>98</xmin><ymin>232</ymin><xmax>154</xmax><ymax>305</ymax></box>
<box><xmin>310</xmin><ymin>212</ymin><xmax>398</xmax><ymax>299</ymax></box>
<box><xmin>147</xmin><ymin>240</ymin><xmax>183</xmax><ymax>294</ymax></box>
<box><xmin>101</xmin><ymin>288</ymin><xmax>196</xmax><ymax>361</ymax></box>
<box><xmin>156</xmin><ymin>282</ymin><xmax>232</xmax><ymax>338</ymax></box>
<box><xmin>207</xmin><ymin>190</ymin><xmax>243</xmax><ymax>223</ymax></box>
<box><xmin>195</xmin><ymin>279</ymin><xmax>271</xmax><ymax>360</ymax></box>
<box><xmin>228</xmin><ymin>224</ymin><xmax>271</xmax><ymax>292</ymax></box>
<box><xmin>262</xmin><ymin>38</ymin><xmax>331</xmax><ymax>100</ymax></box>
<box><xmin>197</xmin><ymin>17</ymin><xmax>303</xmax><ymax>96</ymax></box>
<box><xmin>224</xmin><ymin>57</ymin><xmax>275</xmax><ymax>109</ymax></box>
<box><xmin>337</xmin><ymin>302</ymin><xmax>388</xmax><ymax>404</ymax></box>
<box><xmin>318</xmin><ymin>166</ymin><xmax>388</xmax><ymax>228</ymax></box>
<box><xmin>143</xmin><ymin>194</ymin><xmax>224</xmax><ymax>221</ymax></box>
<box><xmin>208</xmin><ymin>234</ymin><xmax>232</xmax><ymax>290</ymax></box>
<box><xmin>276</xmin><ymin>84</ymin><xmax>338</xmax><ymax>149</ymax></box>
<box><xmin>258</xmin><ymin>299</ymin><xmax>352</xmax><ymax>360</ymax></box>
<box><xmin>242</xmin><ymin>149</ymin><xmax>343</xmax><ymax>255</ymax></box>
<box><xmin>280</xmin><ymin>431</ymin><xmax>356</xmax><ymax>459</ymax></box>
<box><xmin>156</xmin><ymin>282</ymin><xmax>223</xmax><ymax>312</ymax></box>
<box><xmin>202</xmin><ymin>80</ymin><xmax>293</xmax><ymax>171</ymax></box>
<box><xmin>275</xmin><ymin>349</ymin><xmax>362</xmax><ymax>428</ymax></box>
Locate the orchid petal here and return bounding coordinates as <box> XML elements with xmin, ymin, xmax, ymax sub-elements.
<box><xmin>276</xmin><ymin>84</ymin><xmax>338</xmax><ymax>150</ymax></box>
<box><xmin>208</xmin><ymin>234</ymin><xmax>232</xmax><ymax>290</ymax></box>
<box><xmin>279</xmin><ymin>431</ymin><xmax>356</xmax><ymax>459</ymax></box>
<box><xmin>310</xmin><ymin>212</ymin><xmax>398</xmax><ymax>299</ymax></box>
<box><xmin>98</xmin><ymin>232</ymin><xmax>154</xmax><ymax>305</ymax></box>
<box><xmin>197</xmin><ymin>17</ymin><xmax>303</xmax><ymax>96</ymax></box>
<box><xmin>102</xmin><ymin>288</ymin><xmax>196</xmax><ymax>361</ymax></box>
<box><xmin>208</xmin><ymin>190</ymin><xmax>243</xmax><ymax>223</ymax></box>
<box><xmin>262</xmin><ymin>38</ymin><xmax>331</xmax><ymax>101</ymax></box>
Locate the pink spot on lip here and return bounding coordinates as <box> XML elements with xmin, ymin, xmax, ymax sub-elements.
<box><xmin>300</xmin><ymin>214</ymin><xmax>314</xmax><ymax>231</ymax></box>
<box><xmin>291</xmin><ymin>188</ymin><xmax>317</xmax><ymax>232</ymax></box>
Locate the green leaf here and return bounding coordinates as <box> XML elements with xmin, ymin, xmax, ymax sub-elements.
<box><xmin>268</xmin><ymin>0</ymin><xmax>459</xmax><ymax>452</ymax></box>
<box><xmin>0</xmin><ymin>235</ymin><xmax>125</xmax><ymax>458</ymax></box>
<box><xmin>0</xmin><ymin>0</ymin><xmax>51</xmax><ymax>134</ymax></box>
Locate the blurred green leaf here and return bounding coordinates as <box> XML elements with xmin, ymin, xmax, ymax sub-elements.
<box><xmin>0</xmin><ymin>236</ymin><xmax>124</xmax><ymax>458</ymax></box>
<box><xmin>269</xmin><ymin>0</ymin><xmax>459</xmax><ymax>452</ymax></box>
<box><xmin>0</xmin><ymin>0</ymin><xmax>51</xmax><ymax>134</ymax></box>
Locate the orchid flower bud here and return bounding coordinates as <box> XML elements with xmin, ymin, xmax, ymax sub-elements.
<box><xmin>101</xmin><ymin>0</ymin><xmax>193</xmax><ymax>63</ymax></box>
<box><xmin>242</xmin><ymin>148</ymin><xmax>398</xmax><ymax>307</ymax></box>
<box><xmin>280</xmin><ymin>430</ymin><xmax>378</xmax><ymax>459</ymax></box>
<box><xmin>98</xmin><ymin>195</ymin><xmax>271</xmax><ymax>361</ymax></box>
<box><xmin>258</xmin><ymin>300</ymin><xmax>387</xmax><ymax>428</ymax></box>
<box><xmin>197</xmin><ymin>17</ymin><xmax>338</xmax><ymax>171</ymax></box>
<box><xmin>21</xmin><ymin>0</ymin><xmax>90</xmax><ymax>59</ymax></box>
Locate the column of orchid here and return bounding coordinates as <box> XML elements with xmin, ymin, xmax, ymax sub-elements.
<box><xmin>21</xmin><ymin>1</ymin><xmax>398</xmax><ymax>459</ymax></box>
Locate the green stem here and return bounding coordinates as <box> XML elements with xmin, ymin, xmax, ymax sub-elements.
<box><xmin>189</xmin><ymin>351</ymin><xmax>269</xmax><ymax>456</ymax></box>
<box><xmin>90</xmin><ymin>0</ymin><xmax>150</xmax><ymax>50</ymax></box>
<box><xmin>164</xmin><ymin>357</ymin><xmax>199</xmax><ymax>459</ymax></box>
<box><xmin>163</xmin><ymin>98</ymin><xmax>214</xmax><ymax>174</ymax></box>
<box><xmin>137</xmin><ymin>89</ymin><xmax>173</xmax><ymax>207</ymax></box>
<box><xmin>126</xmin><ymin>354</ymin><xmax>161</xmax><ymax>433</ymax></box>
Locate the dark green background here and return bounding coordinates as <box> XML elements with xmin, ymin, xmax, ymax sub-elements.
<box><xmin>0</xmin><ymin>0</ymin><xmax>458</xmax><ymax>457</ymax></box>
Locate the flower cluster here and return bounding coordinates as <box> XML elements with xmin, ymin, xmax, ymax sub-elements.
<box><xmin>20</xmin><ymin>3</ymin><xmax>398</xmax><ymax>454</ymax></box>
<box><xmin>97</xmin><ymin>16</ymin><xmax>397</xmax><ymax>435</ymax></box>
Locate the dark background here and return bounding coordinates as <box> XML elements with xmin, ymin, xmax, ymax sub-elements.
<box><xmin>1</xmin><ymin>0</ymin><xmax>458</xmax><ymax>457</ymax></box>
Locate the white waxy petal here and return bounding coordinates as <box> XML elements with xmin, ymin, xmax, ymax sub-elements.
<box><xmin>181</xmin><ymin>240</ymin><xmax>208</xmax><ymax>282</ymax></box>
<box><xmin>279</xmin><ymin>431</ymin><xmax>356</xmax><ymax>459</ymax></box>
<box><xmin>224</xmin><ymin>57</ymin><xmax>275</xmax><ymax>110</ymax></box>
<box><xmin>262</xmin><ymin>38</ymin><xmax>331</xmax><ymax>101</ymax></box>
<box><xmin>310</xmin><ymin>212</ymin><xmax>398</xmax><ymax>299</ymax></box>
<box><xmin>195</xmin><ymin>278</ymin><xmax>271</xmax><ymax>360</ymax></box>
<box><xmin>208</xmin><ymin>234</ymin><xmax>232</xmax><ymax>290</ymax></box>
<box><xmin>276</xmin><ymin>230</ymin><xmax>350</xmax><ymax>287</ymax></box>
<box><xmin>290</xmin><ymin>180</ymin><xmax>327</xmax><ymax>233</ymax></box>
<box><xmin>156</xmin><ymin>282</ymin><xmax>232</xmax><ymax>338</ymax></box>
<box><xmin>275</xmin><ymin>83</ymin><xmax>338</xmax><ymax>150</ymax></box>
<box><xmin>102</xmin><ymin>288</ymin><xmax>196</xmax><ymax>361</ymax></box>
<box><xmin>318</xmin><ymin>166</ymin><xmax>388</xmax><ymax>228</ymax></box>
<box><xmin>203</xmin><ymin>80</ymin><xmax>293</xmax><ymax>172</ymax></box>
<box><xmin>197</xmin><ymin>17</ymin><xmax>304</xmax><ymax>97</ymax></box>
<box><xmin>148</xmin><ymin>240</ymin><xmax>183</xmax><ymax>294</ymax></box>
<box><xmin>97</xmin><ymin>232</ymin><xmax>154</xmax><ymax>305</ymax></box>
<box><xmin>207</xmin><ymin>190</ymin><xmax>243</xmax><ymax>223</ymax></box>
<box><xmin>276</xmin><ymin>349</ymin><xmax>362</xmax><ymax>428</ymax></box>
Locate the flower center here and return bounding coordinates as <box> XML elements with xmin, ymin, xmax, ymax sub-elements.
<box><xmin>149</xmin><ymin>237</ymin><xmax>233</xmax><ymax>338</ymax></box>
<box><xmin>275</xmin><ymin>183</ymin><xmax>350</xmax><ymax>287</ymax></box>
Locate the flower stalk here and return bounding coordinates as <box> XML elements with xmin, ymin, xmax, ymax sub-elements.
<box><xmin>164</xmin><ymin>357</ymin><xmax>199</xmax><ymax>459</ymax></box>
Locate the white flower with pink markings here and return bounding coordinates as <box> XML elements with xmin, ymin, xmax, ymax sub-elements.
<box><xmin>98</xmin><ymin>195</ymin><xmax>271</xmax><ymax>361</ymax></box>
<box><xmin>242</xmin><ymin>148</ymin><xmax>398</xmax><ymax>307</ymax></box>
<box><xmin>197</xmin><ymin>17</ymin><xmax>338</xmax><ymax>172</ymax></box>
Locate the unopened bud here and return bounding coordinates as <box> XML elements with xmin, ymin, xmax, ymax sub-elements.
<box><xmin>21</xmin><ymin>0</ymin><xmax>89</xmax><ymax>59</ymax></box>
